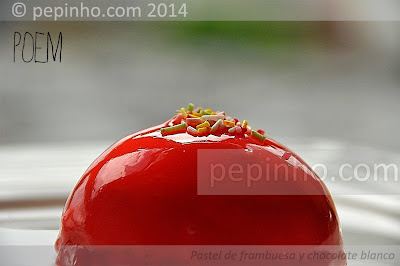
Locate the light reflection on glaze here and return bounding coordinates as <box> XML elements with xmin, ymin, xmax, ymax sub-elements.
<box><xmin>93</xmin><ymin>149</ymin><xmax>164</xmax><ymax>193</ymax></box>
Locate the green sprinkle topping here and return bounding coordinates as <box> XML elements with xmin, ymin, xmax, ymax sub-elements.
<box><xmin>162</xmin><ymin>103</ymin><xmax>268</xmax><ymax>145</ymax></box>
<box><xmin>200</xmin><ymin>109</ymin><xmax>211</xmax><ymax>116</ymax></box>
<box><xmin>161</xmin><ymin>122</ymin><xmax>187</xmax><ymax>136</ymax></box>
<box><xmin>187</xmin><ymin>103</ymin><xmax>194</xmax><ymax>112</ymax></box>
<box><xmin>251</xmin><ymin>130</ymin><xmax>266</xmax><ymax>141</ymax></box>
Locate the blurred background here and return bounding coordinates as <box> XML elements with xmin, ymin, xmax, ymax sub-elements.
<box><xmin>0</xmin><ymin>21</ymin><xmax>400</xmax><ymax>149</ymax></box>
<box><xmin>0</xmin><ymin>18</ymin><xmax>400</xmax><ymax>251</ymax></box>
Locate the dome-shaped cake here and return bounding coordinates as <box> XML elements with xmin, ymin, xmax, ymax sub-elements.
<box><xmin>56</xmin><ymin>104</ymin><xmax>346</xmax><ymax>265</ymax></box>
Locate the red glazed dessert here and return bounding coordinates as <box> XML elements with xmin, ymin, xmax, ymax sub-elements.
<box><xmin>56</xmin><ymin>104</ymin><xmax>346</xmax><ymax>265</ymax></box>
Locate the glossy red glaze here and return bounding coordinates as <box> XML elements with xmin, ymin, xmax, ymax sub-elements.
<box><xmin>56</xmin><ymin>119</ymin><xmax>345</xmax><ymax>264</ymax></box>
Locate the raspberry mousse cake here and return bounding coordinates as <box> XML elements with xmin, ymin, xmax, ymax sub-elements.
<box><xmin>55</xmin><ymin>104</ymin><xmax>346</xmax><ymax>265</ymax></box>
